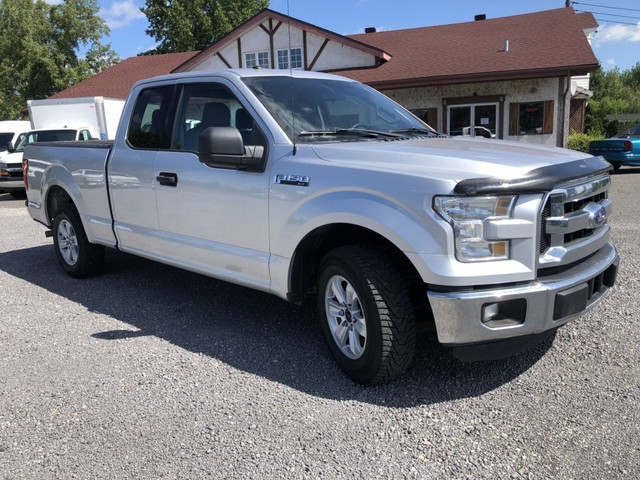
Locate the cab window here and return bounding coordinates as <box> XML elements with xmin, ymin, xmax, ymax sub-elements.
<box><xmin>128</xmin><ymin>86</ymin><xmax>174</xmax><ymax>149</ymax></box>
<box><xmin>172</xmin><ymin>83</ymin><xmax>265</xmax><ymax>152</ymax></box>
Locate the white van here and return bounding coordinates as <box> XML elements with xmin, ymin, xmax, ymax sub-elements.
<box><xmin>0</xmin><ymin>121</ymin><xmax>31</xmax><ymax>197</ymax></box>
<box><xmin>0</xmin><ymin>121</ymin><xmax>31</xmax><ymax>153</ymax></box>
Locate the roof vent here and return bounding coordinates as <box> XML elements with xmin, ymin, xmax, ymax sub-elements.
<box><xmin>474</xmin><ymin>14</ymin><xmax>486</xmax><ymax>21</ymax></box>
<box><xmin>365</xmin><ymin>27</ymin><xmax>377</xmax><ymax>33</ymax></box>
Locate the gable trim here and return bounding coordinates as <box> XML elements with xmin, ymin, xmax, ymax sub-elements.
<box><xmin>172</xmin><ymin>8</ymin><xmax>391</xmax><ymax>73</ymax></box>
<box><xmin>308</xmin><ymin>39</ymin><xmax>330</xmax><ymax>71</ymax></box>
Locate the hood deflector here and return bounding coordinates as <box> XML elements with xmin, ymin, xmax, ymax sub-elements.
<box><xmin>454</xmin><ymin>156</ymin><xmax>612</xmax><ymax>195</ymax></box>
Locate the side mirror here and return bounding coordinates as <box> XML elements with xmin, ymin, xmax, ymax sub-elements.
<box><xmin>198</xmin><ymin>127</ymin><xmax>264</xmax><ymax>171</ymax></box>
<box><xmin>6</xmin><ymin>142</ymin><xmax>15</xmax><ymax>153</ymax></box>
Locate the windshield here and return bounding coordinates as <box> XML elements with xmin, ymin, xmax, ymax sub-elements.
<box><xmin>242</xmin><ymin>76</ymin><xmax>436</xmax><ymax>143</ymax></box>
<box><xmin>15</xmin><ymin>130</ymin><xmax>76</xmax><ymax>152</ymax></box>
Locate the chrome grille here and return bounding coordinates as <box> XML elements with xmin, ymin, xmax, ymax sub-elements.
<box><xmin>538</xmin><ymin>176</ymin><xmax>612</xmax><ymax>267</ymax></box>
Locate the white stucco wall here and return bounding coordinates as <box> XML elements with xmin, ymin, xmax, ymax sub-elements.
<box><xmin>308</xmin><ymin>36</ymin><xmax>376</xmax><ymax>70</ymax></box>
<box><xmin>188</xmin><ymin>21</ymin><xmax>376</xmax><ymax>71</ymax></box>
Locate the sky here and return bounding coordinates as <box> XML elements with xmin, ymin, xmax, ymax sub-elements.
<box><xmin>97</xmin><ymin>0</ymin><xmax>640</xmax><ymax>71</ymax></box>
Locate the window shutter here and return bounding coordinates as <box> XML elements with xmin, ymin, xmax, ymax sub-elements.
<box><xmin>543</xmin><ymin>100</ymin><xmax>554</xmax><ymax>134</ymax></box>
<box><xmin>427</xmin><ymin>108</ymin><xmax>438</xmax><ymax>130</ymax></box>
<box><xmin>509</xmin><ymin>103</ymin><xmax>519</xmax><ymax>136</ymax></box>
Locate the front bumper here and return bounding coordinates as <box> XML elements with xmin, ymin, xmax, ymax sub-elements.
<box><xmin>427</xmin><ymin>243</ymin><xmax>618</xmax><ymax>346</ymax></box>
<box><xmin>599</xmin><ymin>152</ymin><xmax>640</xmax><ymax>165</ymax></box>
<box><xmin>0</xmin><ymin>164</ymin><xmax>24</xmax><ymax>191</ymax></box>
<box><xmin>0</xmin><ymin>178</ymin><xmax>24</xmax><ymax>191</ymax></box>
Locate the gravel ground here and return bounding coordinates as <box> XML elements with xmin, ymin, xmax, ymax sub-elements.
<box><xmin>0</xmin><ymin>172</ymin><xmax>638</xmax><ymax>479</ymax></box>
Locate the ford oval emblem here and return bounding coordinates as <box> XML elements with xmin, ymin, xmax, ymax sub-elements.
<box><xmin>585</xmin><ymin>203</ymin><xmax>607</xmax><ymax>229</ymax></box>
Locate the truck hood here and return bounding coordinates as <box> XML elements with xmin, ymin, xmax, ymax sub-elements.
<box><xmin>310</xmin><ymin>137</ymin><xmax>590</xmax><ymax>183</ymax></box>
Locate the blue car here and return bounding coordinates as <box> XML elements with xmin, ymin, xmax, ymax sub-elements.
<box><xmin>589</xmin><ymin>124</ymin><xmax>640</xmax><ymax>172</ymax></box>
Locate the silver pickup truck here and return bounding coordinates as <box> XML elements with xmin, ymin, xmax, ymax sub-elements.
<box><xmin>24</xmin><ymin>69</ymin><xmax>619</xmax><ymax>384</ymax></box>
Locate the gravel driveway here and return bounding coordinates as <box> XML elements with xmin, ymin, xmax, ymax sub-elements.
<box><xmin>0</xmin><ymin>172</ymin><xmax>638</xmax><ymax>479</ymax></box>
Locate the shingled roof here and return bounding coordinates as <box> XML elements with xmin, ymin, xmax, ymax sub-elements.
<box><xmin>48</xmin><ymin>8</ymin><xmax>598</xmax><ymax>100</ymax></box>
<box><xmin>49</xmin><ymin>51</ymin><xmax>198</xmax><ymax>99</ymax></box>
<box><xmin>336</xmin><ymin>8</ymin><xmax>599</xmax><ymax>88</ymax></box>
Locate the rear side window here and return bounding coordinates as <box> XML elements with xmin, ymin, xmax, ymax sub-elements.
<box><xmin>79</xmin><ymin>130</ymin><xmax>92</xmax><ymax>141</ymax></box>
<box><xmin>128</xmin><ymin>86</ymin><xmax>173</xmax><ymax>149</ymax></box>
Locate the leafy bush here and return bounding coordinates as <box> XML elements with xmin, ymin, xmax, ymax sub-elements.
<box><xmin>568</xmin><ymin>133</ymin><xmax>604</xmax><ymax>153</ymax></box>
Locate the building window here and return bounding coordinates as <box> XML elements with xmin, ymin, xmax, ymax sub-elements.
<box><xmin>276</xmin><ymin>47</ymin><xmax>303</xmax><ymax>70</ymax></box>
<box><xmin>410</xmin><ymin>108</ymin><xmax>438</xmax><ymax>130</ymax></box>
<box><xmin>509</xmin><ymin>100</ymin><xmax>554</xmax><ymax>135</ymax></box>
<box><xmin>245</xmin><ymin>51</ymin><xmax>270</xmax><ymax>69</ymax></box>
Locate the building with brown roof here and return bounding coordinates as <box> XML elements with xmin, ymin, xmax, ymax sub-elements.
<box><xmin>48</xmin><ymin>7</ymin><xmax>599</xmax><ymax>147</ymax></box>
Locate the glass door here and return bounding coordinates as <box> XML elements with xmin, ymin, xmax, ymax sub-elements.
<box><xmin>448</xmin><ymin>103</ymin><xmax>498</xmax><ymax>138</ymax></box>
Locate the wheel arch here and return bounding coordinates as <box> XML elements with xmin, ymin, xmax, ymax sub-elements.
<box><xmin>45</xmin><ymin>185</ymin><xmax>77</xmax><ymax>226</ymax></box>
<box><xmin>287</xmin><ymin>223</ymin><xmax>432</xmax><ymax>322</ymax></box>
<box><xmin>41</xmin><ymin>165</ymin><xmax>85</xmax><ymax>226</ymax></box>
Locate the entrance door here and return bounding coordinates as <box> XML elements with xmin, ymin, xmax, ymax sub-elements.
<box><xmin>448</xmin><ymin>103</ymin><xmax>498</xmax><ymax>138</ymax></box>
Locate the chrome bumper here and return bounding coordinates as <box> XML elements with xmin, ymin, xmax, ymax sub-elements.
<box><xmin>428</xmin><ymin>243</ymin><xmax>619</xmax><ymax>345</ymax></box>
<box><xmin>0</xmin><ymin>178</ymin><xmax>24</xmax><ymax>191</ymax></box>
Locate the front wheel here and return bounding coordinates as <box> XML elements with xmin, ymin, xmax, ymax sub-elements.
<box><xmin>317</xmin><ymin>245</ymin><xmax>416</xmax><ymax>384</ymax></box>
<box><xmin>52</xmin><ymin>206</ymin><xmax>105</xmax><ymax>278</ymax></box>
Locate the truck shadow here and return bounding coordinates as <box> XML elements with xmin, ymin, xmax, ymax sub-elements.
<box><xmin>0</xmin><ymin>244</ymin><xmax>553</xmax><ymax>406</ymax></box>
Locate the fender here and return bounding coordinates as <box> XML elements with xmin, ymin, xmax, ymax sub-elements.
<box><xmin>268</xmin><ymin>188</ymin><xmax>450</xmax><ymax>297</ymax></box>
<box><xmin>40</xmin><ymin>165</ymin><xmax>116</xmax><ymax>247</ymax></box>
<box><xmin>275</xmin><ymin>189</ymin><xmax>447</xmax><ymax>256</ymax></box>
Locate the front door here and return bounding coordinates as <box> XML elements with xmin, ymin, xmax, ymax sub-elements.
<box><xmin>153</xmin><ymin>81</ymin><xmax>271</xmax><ymax>290</ymax></box>
<box><xmin>448</xmin><ymin>103</ymin><xmax>498</xmax><ymax>139</ymax></box>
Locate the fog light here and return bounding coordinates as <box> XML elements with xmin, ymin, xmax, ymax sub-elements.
<box><xmin>482</xmin><ymin>303</ymin><xmax>500</xmax><ymax>322</ymax></box>
<box><xmin>481</xmin><ymin>299</ymin><xmax>527</xmax><ymax>328</ymax></box>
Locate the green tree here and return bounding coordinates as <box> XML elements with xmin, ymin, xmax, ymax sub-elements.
<box><xmin>0</xmin><ymin>0</ymin><xmax>119</xmax><ymax>119</ymax></box>
<box><xmin>587</xmin><ymin>63</ymin><xmax>640</xmax><ymax>136</ymax></box>
<box><xmin>142</xmin><ymin>0</ymin><xmax>268</xmax><ymax>54</ymax></box>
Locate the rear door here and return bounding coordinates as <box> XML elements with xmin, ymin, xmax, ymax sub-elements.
<box><xmin>109</xmin><ymin>85</ymin><xmax>174</xmax><ymax>257</ymax></box>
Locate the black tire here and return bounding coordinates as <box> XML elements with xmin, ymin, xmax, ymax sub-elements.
<box><xmin>317</xmin><ymin>245</ymin><xmax>416</xmax><ymax>384</ymax></box>
<box><xmin>52</xmin><ymin>206</ymin><xmax>105</xmax><ymax>278</ymax></box>
<box><xmin>611</xmin><ymin>162</ymin><xmax>622</xmax><ymax>173</ymax></box>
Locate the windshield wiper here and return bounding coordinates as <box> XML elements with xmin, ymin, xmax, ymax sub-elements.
<box><xmin>299</xmin><ymin>128</ymin><xmax>406</xmax><ymax>139</ymax></box>
<box><xmin>299</xmin><ymin>129</ymin><xmax>377</xmax><ymax>138</ymax></box>
<box><xmin>389</xmin><ymin>127</ymin><xmax>440</xmax><ymax>136</ymax></box>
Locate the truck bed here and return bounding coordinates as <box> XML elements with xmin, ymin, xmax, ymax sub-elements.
<box><xmin>25</xmin><ymin>140</ymin><xmax>116</xmax><ymax>247</ymax></box>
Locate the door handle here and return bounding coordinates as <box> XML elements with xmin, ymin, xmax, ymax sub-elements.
<box><xmin>157</xmin><ymin>172</ymin><xmax>178</xmax><ymax>187</ymax></box>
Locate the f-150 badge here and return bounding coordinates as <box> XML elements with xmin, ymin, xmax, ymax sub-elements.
<box><xmin>275</xmin><ymin>174</ymin><xmax>310</xmax><ymax>187</ymax></box>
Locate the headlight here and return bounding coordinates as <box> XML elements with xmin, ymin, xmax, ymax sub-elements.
<box><xmin>433</xmin><ymin>195</ymin><xmax>516</xmax><ymax>262</ymax></box>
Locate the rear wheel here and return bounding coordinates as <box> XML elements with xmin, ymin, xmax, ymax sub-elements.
<box><xmin>52</xmin><ymin>206</ymin><xmax>105</xmax><ymax>278</ymax></box>
<box><xmin>317</xmin><ymin>245</ymin><xmax>416</xmax><ymax>384</ymax></box>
